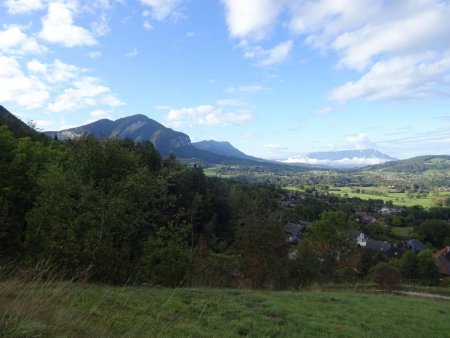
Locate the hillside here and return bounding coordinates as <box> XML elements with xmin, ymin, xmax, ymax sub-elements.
<box><xmin>0</xmin><ymin>105</ymin><xmax>49</xmax><ymax>142</ymax></box>
<box><xmin>365</xmin><ymin>155</ymin><xmax>450</xmax><ymax>173</ymax></box>
<box><xmin>2</xmin><ymin>281</ymin><xmax>450</xmax><ymax>337</ymax></box>
<box><xmin>193</xmin><ymin>140</ymin><xmax>259</xmax><ymax>161</ymax></box>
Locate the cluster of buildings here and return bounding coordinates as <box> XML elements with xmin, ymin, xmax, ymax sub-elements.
<box><xmin>285</xmin><ymin>220</ymin><xmax>450</xmax><ymax>278</ymax></box>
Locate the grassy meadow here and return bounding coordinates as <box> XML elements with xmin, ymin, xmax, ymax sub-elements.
<box><xmin>1</xmin><ymin>278</ymin><xmax>450</xmax><ymax>337</ymax></box>
<box><xmin>391</xmin><ymin>226</ymin><xmax>415</xmax><ymax>238</ymax></box>
<box><xmin>329</xmin><ymin>186</ymin><xmax>435</xmax><ymax>208</ymax></box>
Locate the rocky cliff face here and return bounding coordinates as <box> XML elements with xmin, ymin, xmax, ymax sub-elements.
<box><xmin>45</xmin><ymin>114</ymin><xmax>191</xmax><ymax>155</ymax></box>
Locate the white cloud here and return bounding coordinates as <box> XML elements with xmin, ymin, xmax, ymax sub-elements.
<box><xmin>281</xmin><ymin>155</ymin><xmax>388</xmax><ymax>167</ymax></box>
<box><xmin>85</xmin><ymin>109</ymin><xmax>114</xmax><ymax>123</ymax></box>
<box><xmin>39</xmin><ymin>2</ymin><xmax>97</xmax><ymax>47</ymax></box>
<box><xmin>330</xmin><ymin>53</ymin><xmax>450</xmax><ymax>102</ymax></box>
<box><xmin>0</xmin><ymin>26</ymin><xmax>47</xmax><ymax>55</ymax></box>
<box><xmin>0</xmin><ymin>56</ymin><xmax>49</xmax><ymax>109</ymax></box>
<box><xmin>100</xmin><ymin>95</ymin><xmax>124</xmax><ymax>107</ymax></box>
<box><xmin>220</xmin><ymin>0</ymin><xmax>450</xmax><ymax>101</ymax></box>
<box><xmin>226</xmin><ymin>84</ymin><xmax>265</xmax><ymax>93</ymax></box>
<box><xmin>48</xmin><ymin>77</ymin><xmax>123</xmax><ymax>112</ymax></box>
<box><xmin>345</xmin><ymin>133</ymin><xmax>375</xmax><ymax>150</ymax></box>
<box><xmin>143</xmin><ymin>20</ymin><xmax>153</xmax><ymax>30</ymax></box>
<box><xmin>166</xmin><ymin>104</ymin><xmax>254</xmax><ymax>127</ymax></box>
<box><xmin>242</xmin><ymin>40</ymin><xmax>293</xmax><ymax>66</ymax></box>
<box><xmin>35</xmin><ymin>119</ymin><xmax>55</xmax><ymax>129</ymax></box>
<box><xmin>314</xmin><ymin>106</ymin><xmax>332</xmax><ymax>115</ymax></box>
<box><xmin>140</xmin><ymin>0</ymin><xmax>183</xmax><ymax>21</ymax></box>
<box><xmin>216</xmin><ymin>98</ymin><xmax>246</xmax><ymax>107</ymax></box>
<box><xmin>288</xmin><ymin>0</ymin><xmax>381</xmax><ymax>49</ymax></box>
<box><xmin>5</xmin><ymin>0</ymin><xmax>45</xmax><ymax>14</ymax></box>
<box><xmin>27</xmin><ymin>59</ymin><xmax>79</xmax><ymax>83</ymax></box>
<box><xmin>91</xmin><ymin>13</ymin><xmax>110</xmax><ymax>36</ymax></box>
<box><xmin>125</xmin><ymin>48</ymin><xmax>138</xmax><ymax>57</ymax></box>
<box><xmin>88</xmin><ymin>51</ymin><xmax>102</xmax><ymax>59</ymax></box>
<box><xmin>221</xmin><ymin>0</ymin><xmax>283</xmax><ymax>40</ymax></box>
<box><xmin>332</xmin><ymin>4</ymin><xmax>450</xmax><ymax>71</ymax></box>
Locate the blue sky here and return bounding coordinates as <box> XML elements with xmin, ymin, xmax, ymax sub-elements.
<box><xmin>1</xmin><ymin>0</ymin><xmax>449</xmax><ymax>161</ymax></box>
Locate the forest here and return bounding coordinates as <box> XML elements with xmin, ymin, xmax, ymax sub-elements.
<box><xmin>1</xmin><ymin>123</ymin><xmax>449</xmax><ymax>289</ymax></box>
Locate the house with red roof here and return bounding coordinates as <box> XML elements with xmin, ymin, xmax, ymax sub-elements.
<box><xmin>434</xmin><ymin>247</ymin><xmax>450</xmax><ymax>276</ymax></box>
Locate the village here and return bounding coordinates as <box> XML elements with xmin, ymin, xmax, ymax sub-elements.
<box><xmin>282</xmin><ymin>191</ymin><xmax>450</xmax><ymax>280</ymax></box>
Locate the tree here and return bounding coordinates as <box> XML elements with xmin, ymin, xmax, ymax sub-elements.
<box><xmin>417</xmin><ymin>250</ymin><xmax>440</xmax><ymax>286</ymax></box>
<box><xmin>370</xmin><ymin>262</ymin><xmax>401</xmax><ymax>290</ymax></box>
<box><xmin>308</xmin><ymin>211</ymin><xmax>354</xmax><ymax>281</ymax></box>
<box><xmin>416</xmin><ymin>220</ymin><xmax>450</xmax><ymax>248</ymax></box>
<box><xmin>139</xmin><ymin>222</ymin><xmax>191</xmax><ymax>287</ymax></box>
<box><xmin>400</xmin><ymin>251</ymin><xmax>419</xmax><ymax>282</ymax></box>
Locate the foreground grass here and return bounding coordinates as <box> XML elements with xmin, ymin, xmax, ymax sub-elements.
<box><xmin>1</xmin><ymin>280</ymin><xmax>450</xmax><ymax>337</ymax></box>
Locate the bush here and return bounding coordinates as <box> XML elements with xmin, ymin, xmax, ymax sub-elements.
<box><xmin>369</xmin><ymin>262</ymin><xmax>401</xmax><ymax>290</ymax></box>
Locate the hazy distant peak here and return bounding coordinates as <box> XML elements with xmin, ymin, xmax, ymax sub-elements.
<box><xmin>192</xmin><ymin>140</ymin><xmax>254</xmax><ymax>160</ymax></box>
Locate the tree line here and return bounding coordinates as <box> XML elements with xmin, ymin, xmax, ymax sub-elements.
<box><xmin>0</xmin><ymin>125</ymin><xmax>444</xmax><ymax>288</ymax></box>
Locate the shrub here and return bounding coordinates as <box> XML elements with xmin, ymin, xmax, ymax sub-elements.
<box><xmin>369</xmin><ymin>262</ymin><xmax>401</xmax><ymax>290</ymax></box>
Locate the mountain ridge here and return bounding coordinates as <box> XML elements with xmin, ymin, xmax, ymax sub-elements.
<box><xmin>45</xmin><ymin>114</ymin><xmax>191</xmax><ymax>156</ymax></box>
<box><xmin>192</xmin><ymin>140</ymin><xmax>259</xmax><ymax>161</ymax></box>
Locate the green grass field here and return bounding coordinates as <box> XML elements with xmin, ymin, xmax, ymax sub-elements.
<box><xmin>330</xmin><ymin>187</ymin><xmax>435</xmax><ymax>208</ymax></box>
<box><xmin>391</xmin><ymin>226</ymin><xmax>415</xmax><ymax>238</ymax></box>
<box><xmin>1</xmin><ymin>279</ymin><xmax>450</xmax><ymax>337</ymax></box>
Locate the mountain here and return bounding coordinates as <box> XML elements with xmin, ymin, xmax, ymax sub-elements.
<box><xmin>46</xmin><ymin>114</ymin><xmax>191</xmax><ymax>156</ymax></box>
<box><xmin>192</xmin><ymin>140</ymin><xmax>257</xmax><ymax>160</ymax></box>
<box><xmin>364</xmin><ymin>155</ymin><xmax>450</xmax><ymax>173</ymax></box>
<box><xmin>45</xmin><ymin>114</ymin><xmax>276</xmax><ymax>165</ymax></box>
<box><xmin>282</xmin><ymin>149</ymin><xmax>396</xmax><ymax>168</ymax></box>
<box><xmin>0</xmin><ymin>105</ymin><xmax>49</xmax><ymax>142</ymax></box>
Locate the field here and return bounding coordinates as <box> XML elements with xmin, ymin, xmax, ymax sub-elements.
<box><xmin>391</xmin><ymin>226</ymin><xmax>415</xmax><ymax>238</ymax></box>
<box><xmin>329</xmin><ymin>186</ymin><xmax>435</xmax><ymax>208</ymax></box>
<box><xmin>1</xmin><ymin>280</ymin><xmax>450</xmax><ymax>337</ymax></box>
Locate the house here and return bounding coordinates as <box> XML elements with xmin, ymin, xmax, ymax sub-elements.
<box><xmin>434</xmin><ymin>247</ymin><xmax>450</xmax><ymax>276</ymax></box>
<box><xmin>361</xmin><ymin>215</ymin><xmax>377</xmax><ymax>224</ymax></box>
<box><xmin>354</xmin><ymin>212</ymin><xmax>376</xmax><ymax>224</ymax></box>
<box><xmin>400</xmin><ymin>239</ymin><xmax>427</xmax><ymax>253</ymax></box>
<box><xmin>364</xmin><ymin>238</ymin><xmax>392</xmax><ymax>252</ymax></box>
<box><xmin>379</xmin><ymin>207</ymin><xmax>398</xmax><ymax>215</ymax></box>
<box><xmin>354</xmin><ymin>232</ymin><xmax>369</xmax><ymax>246</ymax></box>
<box><xmin>364</xmin><ymin>239</ymin><xmax>403</xmax><ymax>258</ymax></box>
<box><xmin>284</xmin><ymin>220</ymin><xmax>311</xmax><ymax>244</ymax></box>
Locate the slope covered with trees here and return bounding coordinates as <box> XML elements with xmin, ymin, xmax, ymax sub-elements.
<box><xmin>0</xmin><ymin>113</ymin><xmax>447</xmax><ymax>289</ymax></box>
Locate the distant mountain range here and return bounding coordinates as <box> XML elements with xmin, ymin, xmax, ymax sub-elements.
<box><xmin>44</xmin><ymin>114</ymin><xmax>268</xmax><ymax>165</ymax></box>
<box><xmin>3</xmin><ymin>106</ymin><xmax>447</xmax><ymax>172</ymax></box>
<box><xmin>282</xmin><ymin>149</ymin><xmax>397</xmax><ymax>168</ymax></box>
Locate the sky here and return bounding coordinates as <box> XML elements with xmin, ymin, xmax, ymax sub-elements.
<box><xmin>1</xmin><ymin>0</ymin><xmax>450</xmax><ymax>161</ymax></box>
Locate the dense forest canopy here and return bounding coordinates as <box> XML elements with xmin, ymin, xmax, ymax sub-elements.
<box><xmin>1</xmin><ymin>119</ymin><xmax>449</xmax><ymax>288</ymax></box>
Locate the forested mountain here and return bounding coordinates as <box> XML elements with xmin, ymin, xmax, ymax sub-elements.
<box><xmin>0</xmin><ymin>105</ymin><xmax>49</xmax><ymax>142</ymax></box>
<box><xmin>365</xmin><ymin>155</ymin><xmax>450</xmax><ymax>173</ymax></box>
